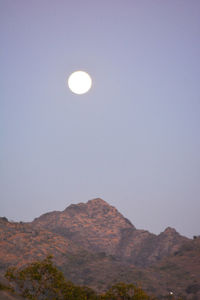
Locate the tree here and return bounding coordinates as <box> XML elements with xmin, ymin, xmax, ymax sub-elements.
<box><xmin>5</xmin><ymin>255</ymin><xmax>99</xmax><ymax>300</ymax></box>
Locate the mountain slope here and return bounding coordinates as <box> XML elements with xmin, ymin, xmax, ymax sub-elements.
<box><xmin>0</xmin><ymin>217</ymin><xmax>80</xmax><ymax>271</ymax></box>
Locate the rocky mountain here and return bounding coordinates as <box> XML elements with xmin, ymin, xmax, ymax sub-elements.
<box><xmin>32</xmin><ymin>198</ymin><xmax>188</xmax><ymax>267</ymax></box>
<box><xmin>32</xmin><ymin>198</ymin><xmax>136</xmax><ymax>257</ymax></box>
<box><xmin>0</xmin><ymin>198</ymin><xmax>199</xmax><ymax>299</ymax></box>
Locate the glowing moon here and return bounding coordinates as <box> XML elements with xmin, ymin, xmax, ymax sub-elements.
<box><xmin>68</xmin><ymin>71</ymin><xmax>92</xmax><ymax>95</ymax></box>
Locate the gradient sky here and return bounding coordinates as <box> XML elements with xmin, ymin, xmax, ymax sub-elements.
<box><xmin>1</xmin><ymin>0</ymin><xmax>200</xmax><ymax>238</ymax></box>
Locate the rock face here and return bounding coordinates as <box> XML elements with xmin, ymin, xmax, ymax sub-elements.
<box><xmin>0</xmin><ymin>198</ymin><xmax>199</xmax><ymax>299</ymax></box>
<box><xmin>32</xmin><ymin>198</ymin><xmax>188</xmax><ymax>266</ymax></box>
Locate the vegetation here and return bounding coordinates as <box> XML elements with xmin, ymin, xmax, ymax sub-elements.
<box><xmin>101</xmin><ymin>282</ymin><xmax>151</xmax><ymax>300</ymax></box>
<box><xmin>5</xmin><ymin>256</ymin><xmax>153</xmax><ymax>300</ymax></box>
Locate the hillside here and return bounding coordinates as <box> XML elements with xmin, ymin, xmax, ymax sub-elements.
<box><xmin>0</xmin><ymin>198</ymin><xmax>199</xmax><ymax>299</ymax></box>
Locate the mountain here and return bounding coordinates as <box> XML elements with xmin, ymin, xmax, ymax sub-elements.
<box><xmin>32</xmin><ymin>198</ymin><xmax>188</xmax><ymax>267</ymax></box>
<box><xmin>0</xmin><ymin>198</ymin><xmax>199</xmax><ymax>299</ymax></box>
<box><xmin>32</xmin><ymin>198</ymin><xmax>136</xmax><ymax>257</ymax></box>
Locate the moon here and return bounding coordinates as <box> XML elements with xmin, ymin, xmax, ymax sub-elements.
<box><xmin>68</xmin><ymin>71</ymin><xmax>92</xmax><ymax>95</ymax></box>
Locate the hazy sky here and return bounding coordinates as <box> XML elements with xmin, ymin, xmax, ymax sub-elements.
<box><xmin>1</xmin><ymin>0</ymin><xmax>200</xmax><ymax>238</ymax></box>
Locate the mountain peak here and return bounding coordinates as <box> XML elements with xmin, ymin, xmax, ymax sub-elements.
<box><xmin>87</xmin><ymin>198</ymin><xmax>108</xmax><ymax>205</ymax></box>
<box><xmin>64</xmin><ymin>198</ymin><xmax>109</xmax><ymax>212</ymax></box>
<box><xmin>32</xmin><ymin>198</ymin><xmax>135</xmax><ymax>256</ymax></box>
<box><xmin>163</xmin><ymin>227</ymin><xmax>178</xmax><ymax>235</ymax></box>
<box><xmin>86</xmin><ymin>198</ymin><xmax>115</xmax><ymax>209</ymax></box>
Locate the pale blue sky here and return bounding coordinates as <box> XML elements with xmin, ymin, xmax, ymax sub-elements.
<box><xmin>1</xmin><ymin>0</ymin><xmax>200</xmax><ymax>237</ymax></box>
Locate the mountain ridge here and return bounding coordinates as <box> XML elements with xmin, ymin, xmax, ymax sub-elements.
<box><xmin>31</xmin><ymin>198</ymin><xmax>188</xmax><ymax>266</ymax></box>
<box><xmin>1</xmin><ymin>198</ymin><xmax>199</xmax><ymax>299</ymax></box>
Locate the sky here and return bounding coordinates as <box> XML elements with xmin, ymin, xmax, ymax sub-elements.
<box><xmin>1</xmin><ymin>0</ymin><xmax>200</xmax><ymax>238</ymax></box>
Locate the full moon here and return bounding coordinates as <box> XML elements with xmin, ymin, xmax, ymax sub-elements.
<box><xmin>68</xmin><ymin>71</ymin><xmax>92</xmax><ymax>95</ymax></box>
